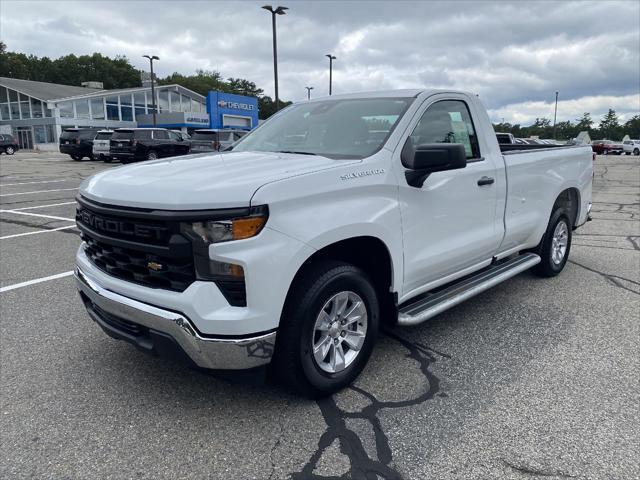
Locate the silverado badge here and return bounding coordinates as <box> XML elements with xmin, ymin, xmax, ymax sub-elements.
<box><xmin>147</xmin><ymin>261</ymin><xmax>164</xmax><ymax>271</ymax></box>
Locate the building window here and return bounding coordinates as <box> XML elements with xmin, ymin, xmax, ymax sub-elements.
<box><xmin>19</xmin><ymin>93</ymin><xmax>31</xmax><ymax>119</ymax></box>
<box><xmin>45</xmin><ymin>124</ymin><xmax>56</xmax><ymax>143</ymax></box>
<box><xmin>59</xmin><ymin>102</ymin><xmax>74</xmax><ymax>118</ymax></box>
<box><xmin>90</xmin><ymin>98</ymin><xmax>104</xmax><ymax>119</ymax></box>
<box><xmin>75</xmin><ymin>99</ymin><xmax>90</xmax><ymax>119</ymax></box>
<box><xmin>169</xmin><ymin>91</ymin><xmax>180</xmax><ymax>112</ymax></box>
<box><xmin>120</xmin><ymin>94</ymin><xmax>133</xmax><ymax>121</ymax></box>
<box><xmin>10</xmin><ymin>102</ymin><xmax>20</xmax><ymax>119</ymax></box>
<box><xmin>8</xmin><ymin>88</ymin><xmax>18</xmax><ymax>102</ymax></box>
<box><xmin>34</xmin><ymin>125</ymin><xmax>47</xmax><ymax>143</ymax></box>
<box><xmin>158</xmin><ymin>90</ymin><xmax>169</xmax><ymax>113</ymax></box>
<box><xmin>106</xmin><ymin>96</ymin><xmax>119</xmax><ymax>120</ymax></box>
<box><xmin>0</xmin><ymin>104</ymin><xmax>8</xmax><ymax>120</ymax></box>
<box><xmin>0</xmin><ymin>87</ymin><xmax>7</xmax><ymax>103</ymax></box>
<box><xmin>146</xmin><ymin>91</ymin><xmax>156</xmax><ymax>114</ymax></box>
<box><xmin>134</xmin><ymin>92</ymin><xmax>146</xmax><ymax>117</ymax></box>
<box><xmin>30</xmin><ymin>98</ymin><xmax>44</xmax><ymax>118</ymax></box>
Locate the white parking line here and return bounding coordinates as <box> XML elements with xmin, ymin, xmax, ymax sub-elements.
<box><xmin>0</xmin><ymin>271</ymin><xmax>74</xmax><ymax>293</ymax></box>
<box><xmin>0</xmin><ymin>209</ymin><xmax>74</xmax><ymax>222</ymax></box>
<box><xmin>0</xmin><ymin>187</ymin><xmax>78</xmax><ymax>197</ymax></box>
<box><xmin>9</xmin><ymin>201</ymin><xmax>76</xmax><ymax>211</ymax></box>
<box><xmin>0</xmin><ymin>179</ymin><xmax>70</xmax><ymax>187</ymax></box>
<box><xmin>0</xmin><ymin>225</ymin><xmax>77</xmax><ymax>240</ymax></box>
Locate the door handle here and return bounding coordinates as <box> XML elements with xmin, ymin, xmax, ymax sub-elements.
<box><xmin>477</xmin><ymin>176</ymin><xmax>495</xmax><ymax>186</ymax></box>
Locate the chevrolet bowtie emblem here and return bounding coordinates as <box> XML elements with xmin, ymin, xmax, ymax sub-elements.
<box><xmin>147</xmin><ymin>261</ymin><xmax>164</xmax><ymax>271</ymax></box>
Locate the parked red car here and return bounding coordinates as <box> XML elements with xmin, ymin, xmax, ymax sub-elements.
<box><xmin>591</xmin><ymin>140</ymin><xmax>623</xmax><ymax>155</ymax></box>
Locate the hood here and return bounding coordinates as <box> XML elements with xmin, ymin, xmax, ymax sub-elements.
<box><xmin>80</xmin><ymin>151</ymin><xmax>358</xmax><ymax>210</ymax></box>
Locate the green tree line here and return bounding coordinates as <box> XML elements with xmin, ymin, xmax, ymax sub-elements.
<box><xmin>494</xmin><ymin>110</ymin><xmax>640</xmax><ymax>141</ymax></box>
<box><xmin>0</xmin><ymin>42</ymin><xmax>289</xmax><ymax>119</ymax></box>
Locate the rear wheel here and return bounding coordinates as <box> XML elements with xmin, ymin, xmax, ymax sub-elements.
<box><xmin>5</xmin><ymin>146</ymin><xmax>15</xmax><ymax>155</ymax></box>
<box><xmin>531</xmin><ymin>208</ymin><xmax>572</xmax><ymax>277</ymax></box>
<box><xmin>71</xmin><ymin>154</ymin><xmax>82</xmax><ymax>161</ymax></box>
<box><xmin>272</xmin><ymin>261</ymin><xmax>379</xmax><ymax>398</ymax></box>
<box><xmin>146</xmin><ymin>150</ymin><xmax>158</xmax><ymax>160</ymax></box>
<box><xmin>634</xmin><ymin>148</ymin><xmax>640</xmax><ymax>156</ymax></box>
<box><xmin>103</xmin><ymin>156</ymin><xmax>113</xmax><ymax>163</ymax></box>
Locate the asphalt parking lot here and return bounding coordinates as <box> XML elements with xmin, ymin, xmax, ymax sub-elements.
<box><xmin>1</xmin><ymin>151</ymin><xmax>638</xmax><ymax>479</ymax></box>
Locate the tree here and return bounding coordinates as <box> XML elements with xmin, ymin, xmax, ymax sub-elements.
<box><xmin>575</xmin><ymin>112</ymin><xmax>593</xmax><ymax>131</ymax></box>
<box><xmin>623</xmin><ymin>115</ymin><xmax>640</xmax><ymax>139</ymax></box>
<box><xmin>599</xmin><ymin>109</ymin><xmax>622</xmax><ymax>140</ymax></box>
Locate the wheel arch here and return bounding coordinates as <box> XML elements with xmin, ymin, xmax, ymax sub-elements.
<box><xmin>553</xmin><ymin>187</ymin><xmax>580</xmax><ymax>227</ymax></box>
<box><xmin>284</xmin><ymin>236</ymin><xmax>397</xmax><ymax>326</ymax></box>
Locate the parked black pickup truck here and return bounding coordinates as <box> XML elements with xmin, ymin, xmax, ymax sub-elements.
<box><xmin>59</xmin><ymin>128</ymin><xmax>101</xmax><ymax>161</ymax></box>
<box><xmin>110</xmin><ymin>128</ymin><xmax>191</xmax><ymax>163</ymax></box>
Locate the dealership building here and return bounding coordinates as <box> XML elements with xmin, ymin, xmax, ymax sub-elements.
<box><xmin>0</xmin><ymin>77</ymin><xmax>259</xmax><ymax>150</ymax></box>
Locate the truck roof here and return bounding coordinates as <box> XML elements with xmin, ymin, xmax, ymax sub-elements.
<box><xmin>305</xmin><ymin>89</ymin><xmax>475</xmax><ymax>102</ymax></box>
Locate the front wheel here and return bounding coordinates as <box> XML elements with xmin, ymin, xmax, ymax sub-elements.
<box><xmin>71</xmin><ymin>154</ymin><xmax>82</xmax><ymax>161</ymax></box>
<box><xmin>272</xmin><ymin>261</ymin><xmax>379</xmax><ymax>397</ymax></box>
<box><xmin>146</xmin><ymin>150</ymin><xmax>158</xmax><ymax>160</ymax></box>
<box><xmin>634</xmin><ymin>148</ymin><xmax>640</xmax><ymax>156</ymax></box>
<box><xmin>531</xmin><ymin>209</ymin><xmax>572</xmax><ymax>277</ymax></box>
<box><xmin>5</xmin><ymin>146</ymin><xmax>15</xmax><ymax>155</ymax></box>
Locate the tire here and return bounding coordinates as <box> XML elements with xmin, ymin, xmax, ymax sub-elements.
<box><xmin>103</xmin><ymin>156</ymin><xmax>113</xmax><ymax>163</ymax></box>
<box><xmin>634</xmin><ymin>148</ymin><xmax>640</xmax><ymax>156</ymax></box>
<box><xmin>531</xmin><ymin>208</ymin><xmax>572</xmax><ymax>277</ymax></box>
<box><xmin>71</xmin><ymin>155</ymin><xmax>82</xmax><ymax>161</ymax></box>
<box><xmin>272</xmin><ymin>261</ymin><xmax>379</xmax><ymax>398</ymax></box>
<box><xmin>5</xmin><ymin>146</ymin><xmax>15</xmax><ymax>155</ymax></box>
<box><xmin>626</xmin><ymin>152</ymin><xmax>631</xmax><ymax>155</ymax></box>
<box><xmin>146</xmin><ymin>150</ymin><xmax>158</xmax><ymax>160</ymax></box>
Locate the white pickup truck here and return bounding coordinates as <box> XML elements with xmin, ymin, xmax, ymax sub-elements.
<box><xmin>75</xmin><ymin>90</ymin><xmax>593</xmax><ymax>396</ymax></box>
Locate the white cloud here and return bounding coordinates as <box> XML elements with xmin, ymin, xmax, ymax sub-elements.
<box><xmin>1</xmin><ymin>0</ymin><xmax>638</xmax><ymax>122</ymax></box>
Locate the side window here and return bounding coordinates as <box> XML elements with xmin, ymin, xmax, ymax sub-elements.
<box><xmin>153</xmin><ymin>130</ymin><xmax>169</xmax><ymax>140</ymax></box>
<box><xmin>136</xmin><ymin>130</ymin><xmax>152</xmax><ymax>140</ymax></box>
<box><xmin>409</xmin><ymin>100</ymin><xmax>481</xmax><ymax>160</ymax></box>
<box><xmin>168</xmin><ymin>131</ymin><xmax>180</xmax><ymax>141</ymax></box>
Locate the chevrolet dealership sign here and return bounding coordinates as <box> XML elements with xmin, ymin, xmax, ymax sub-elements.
<box><xmin>217</xmin><ymin>100</ymin><xmax>255</xmax><ymax>111</ymax></box>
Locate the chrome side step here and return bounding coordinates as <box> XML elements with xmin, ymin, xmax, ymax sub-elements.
<box><xmin>397</xmin><ymin>253</ymin><xmax>541</xmax><ymax>326</ymax></box>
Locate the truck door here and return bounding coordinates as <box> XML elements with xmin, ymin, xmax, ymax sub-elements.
<box><xmin>397</xmin><ymin>97</ymin><xmax>504</xmax><ymax>297</ymax></box>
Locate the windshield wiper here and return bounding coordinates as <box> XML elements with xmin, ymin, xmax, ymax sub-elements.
<box><xmin>275</xmin><ymin>150</ymin><xmax>317</xmax><ymax>156</ymax></box>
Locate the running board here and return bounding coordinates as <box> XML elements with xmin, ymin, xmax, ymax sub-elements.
<box><xmin>397</xmin><ymin>253</ymin><xmax>541</xmax><ymax>326</ymax></box>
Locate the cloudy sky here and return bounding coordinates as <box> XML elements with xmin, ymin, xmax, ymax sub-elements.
<box><xmin>1</xmin><ymin>0</ymin><xmax>639</xmax><ymax>125</ymax></box>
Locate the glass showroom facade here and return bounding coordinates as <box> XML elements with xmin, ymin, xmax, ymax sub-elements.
<box><xmin>0</xmin><ymin>78</ymin><xmax>207</xmax><ymax>150</ymax></box>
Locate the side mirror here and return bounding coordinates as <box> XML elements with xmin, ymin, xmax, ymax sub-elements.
<box><xmin>401</xmin><ymin>142</ymin><xmax>467</xmax><ymax>187</ymax></box>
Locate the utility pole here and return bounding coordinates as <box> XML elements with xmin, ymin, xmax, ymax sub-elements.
<box><xmin>553</xmin><ymin>91</ymin><xmax>559</xmax><ymax>139</ymax></box>
<box><xmin>262</xmin><ymin>5</ymin><xmax>288</xmax><ymax>111</ymax></box>
<box><xmin>326</xmin><ymin>54</ymin><xmax>336</xmax><ymax>95</ymax></box>
<box><xmin>305</xmin><ymin>86</ymin><xmax>314</xmax><ymax>100</ymax></box>
<box><xmin>143</xmin><ymin>55</ymin><xmax>159</xmax><ymax>127</ymax></box>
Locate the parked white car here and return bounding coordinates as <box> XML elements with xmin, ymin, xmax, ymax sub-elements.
<box><xmin>623</xmin><ymin>139</ymin><xmax>640</xmax><ymax>155</ymax></box>
<box><xmin>92</xmin><ymin>130</ymin><xmax>114</xmax><ymax>162</ymax></box>
<box><xmin>75</xmin><ymin>89</ymin><xmax>593</xmax><ymax>396</ymax></box>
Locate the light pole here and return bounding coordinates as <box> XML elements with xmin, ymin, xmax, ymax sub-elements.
<box><xmin>143</xmin><ymin>54</ymin><xmax>159</xmax><ymax>127</ymax></box>
<box><xmin>553</xmin><ymin>91</ymin><xmax>559</xmax><ymax>139</ymax></box>
<box><xmin>305</xmin><ymin>86</ymin><xmax>314</xmax><ymax>100</ymax></box>
<box><xmin>262</xmin><ymin>5</ymin><xmax>288</xmax><ymax>111</ymax></box>
<box><xmin>326</xmin><ymin>54</ymin><xmax>336</xmax><ymax>95</ymax></box>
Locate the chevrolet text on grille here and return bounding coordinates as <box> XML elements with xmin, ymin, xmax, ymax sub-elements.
<box><xmin>77</xmin><ymin>209</ymin><xmax>166</xmax><ymax>240</ymax></box>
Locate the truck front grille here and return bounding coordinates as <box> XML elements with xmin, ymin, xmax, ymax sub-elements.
<box><xmin>83</xmin><ymin>236</ymin><xmax>195</xmax><ymax>291</ymax></box>
<box><xmin>76</xmin><ymin>197</ymin><xmax>196</xmax><ymax>292</ymax></box>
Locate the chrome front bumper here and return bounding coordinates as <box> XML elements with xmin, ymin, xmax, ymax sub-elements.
<box><xmin>75</xmin><ymin>267</ymin><xmax>276</xmax><ymax>370</ymax></box>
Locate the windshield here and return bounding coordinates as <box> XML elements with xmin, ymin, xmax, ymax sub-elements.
<box><xmin>233</xmin><ymin>97</ymin><xmax>413</xmax><ymax>159</ymax></box>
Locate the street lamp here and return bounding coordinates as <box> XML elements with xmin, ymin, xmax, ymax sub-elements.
<box><xmin>553</xmin><ymin>91</ymin><xmax>559</xmax><ymax>139</ymax></box>
<box><xmin>305</xmin><ymin>86</ymin><xmax>314</xmax><ymax>100</ymax></box>
<box><xmin>262</xmin><ymin>5</ymin><xmax>288</xmax><ymax>111</ymax></box>
<box><xmin>143</xmin><ymin>54</ymin><xmax>159</xmax><ymax>127</ymax></box>
<box><xmin>326</xmin><ymin>54</ymin><xmax>336</xmax><ymax>95</ymax></box>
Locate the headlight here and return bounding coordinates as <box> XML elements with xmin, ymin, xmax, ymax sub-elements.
<box><xmin>180</xmin><ymin>209</ymin><xmax>268</xmax><ymax>245</ymax></box>
<box><xmin>179</xmin><ymin>206</ymin><xmax>268</xmax><ymax>307</ymax></box>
